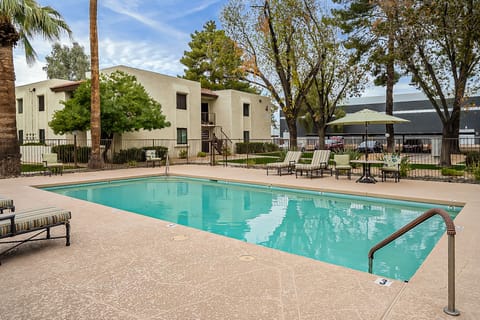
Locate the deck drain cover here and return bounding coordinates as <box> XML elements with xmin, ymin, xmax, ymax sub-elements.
<box><xmin>239</xmin><ymin>255</ymin><xmax>255</xmax><ymax>261</ymax></box>
<box><xmin>172</xmin><ymin>235</ymin><xmax>188</xmax><ymax>241</ymax></box>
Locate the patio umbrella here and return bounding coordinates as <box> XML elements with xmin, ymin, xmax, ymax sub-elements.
<box><xmin>327</xmin><ymin>109</ymin><xmax>409</xmax><ymax>160</ymax></box>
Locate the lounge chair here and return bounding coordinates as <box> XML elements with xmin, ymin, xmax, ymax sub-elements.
<box><xmin>380</xmin><ymin>154</ymin><xmax>401</xmax><ymax>182</ymax></box>
<box><xmin>42</xmin><ymin>153</ymin><xmax>63</xmax><ymax>176</ymax></box>
<box><xmin>145</xmin><ymin>150</ymin><xmax>162</xmax><ymax>167</ymax></box>
<box><xmin>295</xmin><ymin>149</ymin><xmax>331</xmax><ymax>178</ymax></box>
<box><xmin>0</xmin><ymin>207</ymin><xmax>71</xmax><ymax>264</ymax></box>
<box><xmin>333</xmin><ymin>154</ymin><xmax>352</xmax><ymax>179</ymax></box>
<box><xmin>0</xmin><ymin>195</ymin><xmax>15</xmax><ymax>214</ymax></box>
<box><xmin>266</xmin><ymin>151</ymin><xmax>302</xmax><ymax>176</ymax></box>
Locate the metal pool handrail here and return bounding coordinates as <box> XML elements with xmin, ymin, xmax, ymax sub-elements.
<box><xmin>165</xmin><ymin>154</ymin><xmax>169</xmax><ymax>176</ymax></box>
<box><xmin>368</xmin><ymin>208</ymin><xmax>460</xmax><ymax>316</ymax></box>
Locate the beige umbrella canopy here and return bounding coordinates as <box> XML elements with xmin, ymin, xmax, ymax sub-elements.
<box><xmin>327</xmin><ymin>109</ymin><xmax>409</xmax><ymax>159</ymax></box>
<box><xmin>327</xmin><ymin>109</ymin><xmax>410</xmax><ymax>126</ymax></box>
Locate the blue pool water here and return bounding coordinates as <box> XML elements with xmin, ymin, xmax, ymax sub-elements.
<box><xmin>43</xmin><ymin>176</ymin><xmax>461</xmax><ymax>281</ymax></box>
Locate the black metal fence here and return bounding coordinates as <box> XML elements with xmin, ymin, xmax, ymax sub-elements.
<box><xmin>15</xmin><ymin>135</ymin><xmax>480</xmax><ymax>183</ymax></box>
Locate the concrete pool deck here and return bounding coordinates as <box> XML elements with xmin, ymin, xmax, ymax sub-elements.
<box><xmin>0</xmin><ymin>165</ymin><xmax>479</xmax><ymax>319</ymax></box>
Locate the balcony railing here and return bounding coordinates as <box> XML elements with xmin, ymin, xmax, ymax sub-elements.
<box><xmin>201</xmin><ymin>112</ymin><xmax>215</xmax><ymax>125</ymax></box>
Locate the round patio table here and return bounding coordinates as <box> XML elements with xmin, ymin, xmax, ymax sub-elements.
<box><xmin>350</xmin><ymin>160</ymin><xmax>383</xmax><ymax>183</ymax></box>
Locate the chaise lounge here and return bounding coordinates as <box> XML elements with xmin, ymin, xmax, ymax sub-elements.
<box><xmin>0</xmin><ymin>206</ymin><xmax>71</xmax><ymax>264</ymax></box>
<box><xmin>42</xmin><ymin>153</ymin><xmax>64</xmax><ymax>176</ymax></box>
<box><xmin>266</xmin><ymin>151</ymin><xmax>302</xmax><ymax>176</ymax></box>
<box><xmin>295</xmin><ymin>149</ymin><xmax>331</xmax><ymax>178</ymax></box>
<box><xmin>0</xmin><ymin>195</ymin><xmax>15</xmax><ymax>214</ymax></box>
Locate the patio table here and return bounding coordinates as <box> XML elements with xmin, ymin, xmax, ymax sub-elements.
<box><xmin>350</xmin><ymin>159</ymin><xmax>383</xmax><ymax>183</ymax></box>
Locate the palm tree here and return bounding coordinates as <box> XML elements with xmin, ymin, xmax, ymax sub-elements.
<box><xmin>0</xmin><ymin>0</ymin><xmax>70</xmax><ymax>177</ymax></box>
<box><xmin>88</xmin><ymin>0</ymin><xmax>103</xmax><ymax>169</ymax></box>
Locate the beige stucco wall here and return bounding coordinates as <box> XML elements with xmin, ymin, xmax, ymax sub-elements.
<box><xmin>101</xmin><ymin>66</ymin><xmax>201</xmax><ymax>140</ymax></box>
<box><xmin>14</xmin><ymin>66</ymin><xmax>273</xmax><ymax>158</ymax></box>
<box><xmin>212</xmin><ymin>90</ymin><xmax>272</xmax><ymax>141</ymax></box>
<box><xmin>15</xmin><ymin>79</ymin><xmax>73</xmax><ymax>141</ymax></box>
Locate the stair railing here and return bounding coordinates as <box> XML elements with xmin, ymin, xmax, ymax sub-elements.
<box><xmin>368</xmin><ymin>208</ymin><xmax>459</xmax><ymax>316</ymax></box>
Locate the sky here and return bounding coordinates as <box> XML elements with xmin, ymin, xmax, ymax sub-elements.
<box><xmin>14</xmin><ymin>0</ymin><xmax>420</xmax><ymax>98</ymax></box>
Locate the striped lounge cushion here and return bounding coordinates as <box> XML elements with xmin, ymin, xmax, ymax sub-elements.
<box><xmin>0</xmin><ymin>207</ymin><xmax>71</xmax><ymax>237</ymax></box>
<box><xmin>0</xmin><ymin>196</ymin><xmax>14</xmax><ymax>210</ymax></box>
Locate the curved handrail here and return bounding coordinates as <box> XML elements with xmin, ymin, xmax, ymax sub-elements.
<box><xmin>368</xmin><ymin>208</ymin><xmax>456</xmax><ymax>262</ymax></box>
<box><xmin>368</xmin><ymin>208</ymin><xmax>459</xmax><ymax>316</ymax></box>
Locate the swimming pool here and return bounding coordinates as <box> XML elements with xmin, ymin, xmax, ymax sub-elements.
<box><xmin>43</xmin><ymin>176</ymin><xmax>461</xmax><ymax>281</ymax></box>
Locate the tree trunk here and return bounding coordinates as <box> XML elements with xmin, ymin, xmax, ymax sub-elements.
<box><xmin>0</xmin><ymin>43</ymin><xmax>21</xmax><ymax>177</ymax></box>
<box><xmin>385</xmin><ymin>33</ymin><xmax>395</xmax><ymax>153</ymax></box>
<box><xmin>88</xmin><ymin>0</ymin><xmax>104</xmax><ymax>169</ymax></box>
<box><xmin>317</xmin><ymin>125</ymin><xmax>326</xmax><ymax>150</ymax></box>
<box><xmin>285</xmin><ymin>114</ymin><xmax>297</xmax><ymax>150</ymax></box>
<box><xmin>440</xmin><ymin>119</ymin><xmax>457</xmax><ymax>167</ymax></box>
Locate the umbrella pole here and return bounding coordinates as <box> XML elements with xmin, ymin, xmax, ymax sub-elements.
<box><xmin>365</xmin><ymin>123</ymin><xmax>368</xmax><ymax>161</ymax></box>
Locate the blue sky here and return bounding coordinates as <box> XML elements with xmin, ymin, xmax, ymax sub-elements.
<box><xmin>15</xmin><ymin>0</ymin><xmax>227</xmax><ymax>85</ymax></box>
<box><xmin>14</xmin><ymin>0</ymin><xmax>419</xmax><ymax>97</ymax></box>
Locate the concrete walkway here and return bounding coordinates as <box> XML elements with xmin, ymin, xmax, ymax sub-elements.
<box><xmin>0</xmin><ymin>166</ymin><xmax>479</xmax><ymax>319</ymax></box>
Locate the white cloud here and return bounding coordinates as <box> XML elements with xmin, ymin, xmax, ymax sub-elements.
<box><xmin>102</xmin><ymin>0</ymin><xmax>189</xmax><ymax>40</ymax></box>
<box><xmin>13</xmin><ymin>56</ymin><xmax>47</xmax><ymax>86</ymax></box>
<box><xmin>169</xmin><ymin>0</ymin><xmax>223</xmax><ymax>19</ymax></box>
<box><xmin>99</xmin><ymin>38</ymin><xmax>184</xmax><ymax>76</ymax></box>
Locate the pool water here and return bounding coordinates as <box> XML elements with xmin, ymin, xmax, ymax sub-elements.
<box><xmin>43</xmin><ymin>176</ymin><xmax>461</xmax><ymax>281</ymax></box>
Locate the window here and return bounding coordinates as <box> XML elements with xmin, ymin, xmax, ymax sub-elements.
<box><xmin>18</xmin><ymin>130</ymin><xmax>23</xmax><ymax>145</ymax></box>
<box><xmin>243</xmin><ymin>103</ymin><xmax>250</xmax><ymax>117</ymax></box>
<box><xmin>17</xmin><ymin>98</ymin><xmax>23</xmax><ymax>114</ymax></box>
<box><xmin>176</xmin><ymin>93</ymin><xmax>187</xmax><ymax>110</ymax></box>
<box><xmin>39</xmin><ymin>129</ymin><xmax>45</xmax><ymax>143</ymax></box>
<box><xmin>38</xmin><ymin>95</ymin><xmax>45</xmax><ymax>111</ymax></box>
<box><xmin>177</xmin><ymin>128</ymin><xmax>187</xmax><ymax>144</ymax></box>
<box><xmin>243</xmin><ymin>130</ymin><xmax>250</xmax><ymax>143</ymax></box>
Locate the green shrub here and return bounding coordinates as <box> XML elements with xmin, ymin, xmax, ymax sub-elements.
<box><xmin>465</xmin><ymin>151</ymin><xmax>480</xmax><ymax>166</ymax></box>
<box><xmin>399</xmin><ymin>156</ymin><xmax>412</xmax><ymax>178</ymax></box>
<box><xmin>77</xmin><ymin>146</ymin><xmax>91</xmax><ymax>163</ymax></box>
<box><xmin>178</xmin><ymin>149</ymin><xmax>188</xmax><ymax>159</ymax></box>
<box><xmin>441</xmin><ymin>167</ymin><xmax>464</xmax><ymax>177</ymax></box>
<box><xmin>52</xmin><ymin>144</ymin><xmax>91</xmax><ymax>163</ymax></box>
<box><xmin>263</xmin><ymin>142</ymin><xmax>280</xmax><ymax>152</ymax></box>
<box><xmin>113</xmin><ymin>147</ymin><xmax>144</xmax><ymax>164</ymax></box>
<box><xmin>235</xmin><ymin>142</ymin><xmax>280</xmax><ymax>154</ymax></box>
<box><xmin>197</xmin><ymin>151</ymin><xmax>207</xmax><ymax>157</ymax></box>
<box><xmin>470</xmin><ymin>162</ymin><xmax>480</xmax><ymax>181</ymax></box>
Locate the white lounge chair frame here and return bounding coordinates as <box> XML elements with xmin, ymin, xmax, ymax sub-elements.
<box><xmin>266</xmin><ymin>151</ymin><xmax>302</xmax><ymax>176</ymax></box>
<box><xmin>295</xmin><ymin>150</ymin><xmax>331</xmax><ymax>178</ymax></box>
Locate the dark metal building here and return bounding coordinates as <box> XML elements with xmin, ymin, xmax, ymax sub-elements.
<box><xmin>279</xmin><ymin>93</ymin><xmax>480</xmax><ymax>138</ymax></box>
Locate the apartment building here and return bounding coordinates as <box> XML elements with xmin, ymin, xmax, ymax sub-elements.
<box><xmin>15</xmin><ymin>65</ymin><xmax>273</xmax><ymax>157</ymax></box>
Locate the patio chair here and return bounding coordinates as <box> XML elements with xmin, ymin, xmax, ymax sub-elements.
<box><xmin>266</xmin><ymin>151</ymin><xmax>302</xmax><ymax>176</ymax></box>
<box><xmin>0</xmin><ymin>195</ymin><xmax>15</xmax><ymax>214</ymax></box>
<box><xmin>380</xmin><ymin>154</ymin><xmax>401</xmax><ymax>182</ymax></box>
<box><xmin>0</xmin><ymin>206</ymin><xmax>71</xmax><ymax>265</ymax></box>
<box><xmin>42</xmin><ymin>153</ymin><xmax>63</xmax><ymax>176</ymax></box>
<box><xmin>295</xmin><ymin>150</ymin><xmax>331</xmax><ymax>178</ymax></box>
<box><xmin>333</xmin><ymin>154</ymin><xmax>352</xmax><ymax>180</ymax></box>
<box><xmin>145</xmin><ymin>150</ymin><xmax>162</xmax><ymax>168</ymax></box>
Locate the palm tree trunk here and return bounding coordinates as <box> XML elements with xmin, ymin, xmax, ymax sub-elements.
<box><xmin>88</xmin><ymin>0</ymin><xmax>104</xmax><ymax>169</ymax></box>
<box><xmin>0</xmin><ymin>41</ymin><xmax>21</xmax><ymax>177</ymax></box>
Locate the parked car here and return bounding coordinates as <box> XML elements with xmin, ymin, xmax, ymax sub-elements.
<box><xmin>402</xmin><ymin>139</ymin><xmax>424</xmax><ymax>153</ymax></box>
<box><xmin>325</xmin><ymin>138</ymin><xmax>344</xmax><ymax>151</ymax></box>
<box><xmin>357</xmin><ymin>141</ymin><xmax>383</xmax><ymax>153</ymax></box>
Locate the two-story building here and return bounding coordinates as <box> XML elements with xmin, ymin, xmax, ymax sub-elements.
<box><xmin>15</xmin><ymin>65</ymin><xmax>273</xmax><ymax>159</ymax></box>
